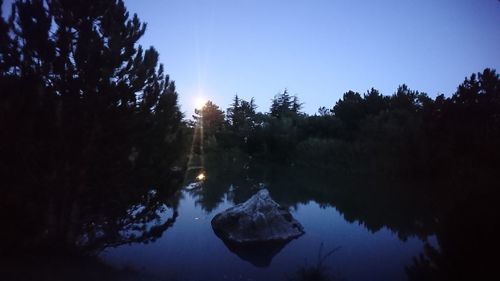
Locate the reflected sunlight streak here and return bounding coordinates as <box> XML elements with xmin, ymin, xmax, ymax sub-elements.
<box><xmin>196</xmin><ymin>172</ymin><xmax>206</xmax><ymax>181</ymax></box>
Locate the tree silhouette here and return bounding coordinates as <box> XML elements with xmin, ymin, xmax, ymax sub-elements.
<box><xmin>225</xmin><ymin>94</ymin><xmax>259</xmax><ymax>151</ymax></box>
<box><xmin>270</xmin><ymin>89</ymin><xmax>302</xmax><ymax>119</ymax></box>
<box><xmin>363</xmin><ymin>88</ymin><xmax>389</xmax><ymax>116</ymax></box>
<box><xmin>0</xmin><ymin>0</ymin><xmax>184</xmax><ymax>251</ymax></box>
<box><xmin>227</xmin><ymin>94</ymin><xmax>257</xmax><ymax>132</ymax></box>
<box><xmin>332</xmin><ymin>90</ymin><xmax>364</xmax><ymax>130</ymax></box>
<box><xmin>194</xmin><ymin>100</ymin><xmax>225</xmax><ymax>139</ymax></box>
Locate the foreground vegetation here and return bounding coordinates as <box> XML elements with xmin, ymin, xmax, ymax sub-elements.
<box><xmin>0</xmin><ymin>0</ymin><xmax>188</xmax><ymax>253</ymax></box>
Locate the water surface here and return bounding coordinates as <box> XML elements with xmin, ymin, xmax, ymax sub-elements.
<box><xmin>101</xmin><ymin>185</ymin><xmax>432</xmax><ymax>281</ymax></box>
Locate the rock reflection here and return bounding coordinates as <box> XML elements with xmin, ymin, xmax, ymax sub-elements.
<box><xmin>217</xmin><ymin>239</ymin><xmax>291</xmax><ymax>267</ymax></box>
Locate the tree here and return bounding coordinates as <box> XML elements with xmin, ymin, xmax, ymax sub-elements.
<box><xmin>453</xmin><ymin>68</ymin><xmax>499</xmax><ymax>110</ymax></box>
<box><xmin>270</xmin><ymin>89</ymin><xmax>303</xmax><ymax>118</ymax></box>
<box><xmin>0</xmin><ymin>0</ymin><xmax>184</xmax><ymax>251</ymax></box>
<box><xmin>363</xmin><ymin>88</ymin><xmax>389</xmax><ymax>116</ymax></box>
<box><xmin>430</xmin><ymin>68</ymin><xmax>500</xmax><ymax>173</ymax></box>
<box><xmin>332</xmin><ymin>90</ymin><xmax>364</xmax><ymax>129</ymax></box>
<box><xmin>390</xmin><ymin>84</ymin><xmax>422</xmax><ymax>111</ymax></box>
<box><xmin>226</xmin><ymin>94</ymin><xmax>242</xmax><ymax>130</ymax></box>
<box><xmin>194</xmin><ymin>100</ymin><xmax>225</xmax><ymax>138</ymax></box>
<box><xmin>317</xmin><ymin>106</ymin><xmax>332</xmax><ymax>116</ymax></box>
<box><xmin>227</xmin><ymin>94</ymin><xmax>257</xmax><ymax>132</ymax></box>
<box><xmin>262</xmin><ymin>90</ymin><xmax>304</xmax><ymax>161</ymax></box>
<box><xmin>224</xmin><ymin>95</ymin><xmax>260</xmax><ymax>152</ymax></box>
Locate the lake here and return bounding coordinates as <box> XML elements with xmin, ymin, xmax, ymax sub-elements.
<box><xmin>101</xmin><ymin>171</ymin><xmax>436</xmax><ymax>281</ymax></box>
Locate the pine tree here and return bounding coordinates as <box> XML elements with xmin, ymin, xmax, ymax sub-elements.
<box><xmin>0</xmin><ymin>0</ymin><xmax>184</xmax><ymax>251</ymax></box>
<box><xmin>227</xmin><ymin>94</ymin><xmax>242</xmax><ymax>130</ymax></box>
<box><xmin>270</xmin><ymin>89</ymin><xmax>302</xmax><ymax>118</ymax></box>
<box><xmin>227</xmin><ymin>94</ymin><xmax>257</xmax><ymax>132</ymax></box>
<box><xmin>194</xmin><ymin>100</ymin><xmax>225</xmax><ymax>138</ymax></box>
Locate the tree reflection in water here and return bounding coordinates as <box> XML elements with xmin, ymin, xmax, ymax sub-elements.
<box><xmin>2</xmin><ymin>170</ymin><xmax>184</xmax><ymax>281</ymax></box>
<box><xmin>82</xmin><ymin>189</ymin><xmax>181</xmax><ymax>253</ymax></box>
<box><xmin>406</xmin><ymin>189</ymin><xmax>498</xmax><ymax>281</ymax></box>
<box><xmin>187</xmin><ymin>148</ymin><xmax>497</xmax><ymax>281</ymax></box>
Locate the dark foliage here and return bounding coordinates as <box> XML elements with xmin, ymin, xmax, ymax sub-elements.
<box><xmin>0</xmin><ymin>0</ymin><xmax>186</xmax><ymax>253</ymax></box>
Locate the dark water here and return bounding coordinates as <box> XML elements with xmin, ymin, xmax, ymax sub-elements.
<box><xmin>101</xmin><ymin>183</ymin><xmax>435</xmax><ymax>281</ymax></box>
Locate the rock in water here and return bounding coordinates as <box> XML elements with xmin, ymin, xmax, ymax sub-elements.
<box><xmin>211</xmin><ymin>189</ymin><xmax>304</xmax><ymax>243</ymax></box>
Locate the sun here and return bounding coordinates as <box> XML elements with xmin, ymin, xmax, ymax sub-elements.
<box><xmin>194</xmin><ymin>96</ymin><xmax>206</xmax><ymax>110</ymax></box>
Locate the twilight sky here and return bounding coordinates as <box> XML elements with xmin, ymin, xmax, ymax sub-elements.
<box><xmin>3</xmin><ymin>0</ymin><xmax>500</xmax><ymax>115</ymax></box>
<box><xmin>122</xmin><ymin>0</ymin><xmax>500</xmax><ymax>115</ymax></box>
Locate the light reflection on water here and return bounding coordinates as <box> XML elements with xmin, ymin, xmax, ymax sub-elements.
<box><xmin>100</xmin><ymin>188</ymin><xmax>434</xmax><ymax>281</ymax></box>
<box><xmin>196</xmin><ymin>172</ymin><xmax>206</xmax><ymax>181</ymax></box>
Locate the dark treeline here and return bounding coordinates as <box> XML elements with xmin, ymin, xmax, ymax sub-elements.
<box><xmin>195</xmin><ymin>69</ymin><xmax>499</xmax><ymax>181</ymax></box>
<box><xmin>193</xmin><ymin>69</ymin><xmax>500</xmax><ymax>281</ymax></box>
<box><xmin>0</xmin><ymin>0</ymin><xmax>188</xmax><ymax>255</ymax></box>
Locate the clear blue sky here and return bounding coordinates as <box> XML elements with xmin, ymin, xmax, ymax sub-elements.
<box><xmin>121</xmin><ymin>0</ymin><xmax>500</xmax><ymax>115</ymax></box>
<box><xmin>3</xmin><ymin>0</ymin><xmax>500</xmax><ymax>115</ymax></box>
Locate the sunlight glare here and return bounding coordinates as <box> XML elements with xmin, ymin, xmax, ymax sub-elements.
<box><xmin>194</xmin><ymin>96</ymin><xmax>206</xmax><ymax>110</ymax></box>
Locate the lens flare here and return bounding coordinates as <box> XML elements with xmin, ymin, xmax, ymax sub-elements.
<box><xmin>194</xmin><ymin>96</ymin><xmax>206</xmax><ymax>110</ymax></box>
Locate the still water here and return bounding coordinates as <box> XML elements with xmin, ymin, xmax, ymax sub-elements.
<box><xmin>101</xmin><ymin>183</ymin><xmax>434</xmax><ymax>281</ymax></box>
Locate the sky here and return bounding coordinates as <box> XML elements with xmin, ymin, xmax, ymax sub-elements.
<box><xmin>3</xmin><ymin>0</ymin><xmax>500</xmax><ymax>115</ymax></box>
